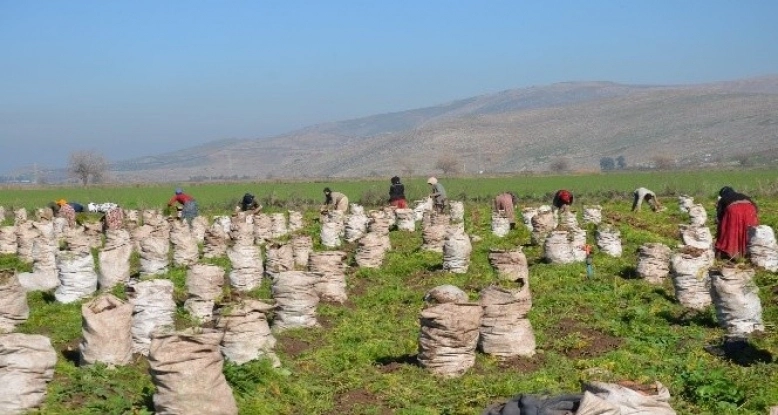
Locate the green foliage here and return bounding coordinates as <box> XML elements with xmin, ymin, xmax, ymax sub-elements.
<box><xmin>4</xmin><ymin>171</ymin><xmax>778</xmax><ymax>414</ymax></box>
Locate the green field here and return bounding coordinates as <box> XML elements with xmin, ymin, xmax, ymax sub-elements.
<box><xmin>2</xmin><ymin>170</ymin><xmax>778</xmax><ymax>414</ymax></box>
<box><xmin>2</xmin><ymin>168</ymin><xmax>777</xmax><ymax>213</ymax></box>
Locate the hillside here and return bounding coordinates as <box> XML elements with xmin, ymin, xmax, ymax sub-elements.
<box><xmin>101</xmin><ymin>76</ymin><xmax>778</xmax><ymax>182</ymax></box>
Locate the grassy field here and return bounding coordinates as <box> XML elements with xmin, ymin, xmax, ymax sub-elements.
<box><xmin>1</xmin><ymin>170</ymin><xmax>777</xmax><ymax>414</ymax></box>
<box><xmin>2</xmin><ymin>168</ymin><xmax>777</xmax><ymax>214</ymax></box>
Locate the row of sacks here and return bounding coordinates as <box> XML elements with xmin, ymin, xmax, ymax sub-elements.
<box><xmin>521</xmin><ymin>205</ymin><xmax>603</xmax><ymax>234</ymax></box>
<box><xmin>0</xmin><ymin>327</ymin><xmax>242</xmax><ymax>415</ymax></box>
<box><xmin>636</xmin><ymin>244</ymin><xmax>764</xmax><ymax>337</ymax></box>
<box><xmin>419</xmin><ymin>284</ymin><xmax>535</xmax><ymax>377</ymax></box>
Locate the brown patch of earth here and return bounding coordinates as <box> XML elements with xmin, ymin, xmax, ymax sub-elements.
<box><xmin>376</xmin><ymin>354</ymin><xmax>419</xmax><ymax>373</ymax></box>
<box><xmin>326</xmin><ymin>388</ymin><xmax>392</xmax><ymax>415</ymax></box>
<box><xmin>275</xmin><ymin>335</ymin><xmax>313</xmax><ymax>358</ymax></box>
<box><xmin>404</xmin><ymin>270</ymin><xmax>438</xmax><ymax>290</ymax></box>
<box><xmin>495</xmin><ymin>353</ymin><xmax>547</xmax><ymax>373</ymax></box>
<box><xmin>551</xmin><ymin>318</ymin><xmax>623</xmax><ymax>359</ymax></box>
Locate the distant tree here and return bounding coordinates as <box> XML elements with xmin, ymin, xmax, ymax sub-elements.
<box><xmin>434</xmin><ymin>155</ymin><xmax>462</xmax><ymax>175</ymax></box>
<box><xmin>651</xmin><ymin>155</ymin><xmax>675</xmax><ymax>170</ymax></box>
<box><xmin>599</xmin><ymin>157</ymin><xmax>616</xmax><ymax>171</ymax></box>
<box><xmin>68</xmin><ymin>150</ymin><xmax>108</xmax><ymax>186</ymax></box>
<box><xmin>549</xmin><ymin>157</ymin><xmax>572</xmax><ymax>172</ymax></box>
<box><xmin>616</xmin><ymin>155</ymin><xmax>627</xmax><ymax>169</ymax></box>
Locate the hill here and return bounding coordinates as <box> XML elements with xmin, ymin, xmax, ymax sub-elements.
<box><xmin>51</xmin><ymin>76</ymin><xmax>778</xmax><ymax>182</ymax></box>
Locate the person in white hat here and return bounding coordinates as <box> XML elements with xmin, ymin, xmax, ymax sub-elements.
<box><xmin>427</xmin><ymin>177</ymin><xmax>447</xmax><ymax>213</ymax></box>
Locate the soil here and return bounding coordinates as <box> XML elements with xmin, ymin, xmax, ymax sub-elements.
<box><xmin>495</xmin><ymin>353</ymin><xmax>547</xmax><ymax>373</ymax></box>
<box><xmin>326</xmin><ymin>388</ymin><xmax>392</xmax><ymax>415</ymax></box>
<box><xmin>551</xmin><ymin>318</ymin><xmax>623</xmax><ymax>359</ymax></box>
<box><xmin>375</xmin><ymin>354</ymin><xmax>419</xmax><ymax>373</ymax></box>
<box><xmin>275</xmin><ymin>335</ymin><xmax>313</xmax><ymax>358</ymax></box>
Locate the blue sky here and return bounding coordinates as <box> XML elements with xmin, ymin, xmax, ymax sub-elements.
<box><xmin>1</xmin><ymin>1</ymin><xmax>777</xmax><ymax>173</ymax></box>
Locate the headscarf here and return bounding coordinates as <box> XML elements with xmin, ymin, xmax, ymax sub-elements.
<box><xmin>391</xmin><ymin>176</ymin><xmax>401</xmax><ymax>185</ymax></box>
<box><xmin>175</xmin><ymin>188</ymin><xmax>183</xmax><ymax>195</ymax></box>
<box><xmin>717</xmin><ymin>186</ymin><xmax>755</xmax><ymax>221</ymax></box>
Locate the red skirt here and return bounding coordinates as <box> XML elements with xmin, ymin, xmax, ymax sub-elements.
<box><xmin>390</xmin><ymin>199</ymin><xmax>408</xmax><ymax>209</ymax></box>
<box><xmin>715</xmin><ymin>201</ymin><xmax>758</xmax><ymax>258</ymax></box>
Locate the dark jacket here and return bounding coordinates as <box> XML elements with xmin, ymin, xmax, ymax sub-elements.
<box><xmin>389</xmin><ymin>183</ymin><xmax>406</xmax><ymax>202</ymax></box>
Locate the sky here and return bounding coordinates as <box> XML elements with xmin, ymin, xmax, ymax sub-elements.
<box><xmin>2</xmin><ymin>1</ymin><xmax>777</xmax><ymax>174</ymax></box>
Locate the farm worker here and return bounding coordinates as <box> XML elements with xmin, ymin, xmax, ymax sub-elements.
<box><xmin>167</xmin><ymin>188</ymin><xmax>199</xmax><ymax>225</ymax></box>
<box><xmin>427</xmin><ymin>177</ymin><xmax>447</xmax><ymax>214</ymax></box>
<box><xmin>714</xmin><ymin>186</ymin><xmax>759</xmax><ymax>259</ymax></box>
<box><xmin>493</xmin><ymin>192</ymin><xmax>519</xmax><ymax>230</ymax></box>
<box><xmin>322</xmin><ymin>187</ymin><xmax>349</xmax><ymax>213</ymax></box>
<box><xmin>632</xmin><ymin>187</ymin><xmax>664</xmax><ymax>212</ymax></box>
<box><xmin>240</xmin><ymin>192</ymin><xmax>262</xmax><ymax>213</ymax></box>
<box><xmin>53</xmin><ymin>199</ymin><xmax>77</xmax><ymax>227</ymax></box>
<box><xmin>388</xmin><ymin>176</ymin><xmax>408</xmax><ymax>208</ymax></box>
<box><xmin>552</xmin><ymin>190</ymin><xmax>574</xmax><ymax>213</ymax></box>
<box><xmin>101</xmin><ymin>205</ymin><xmax>125</xmax><ymax>232</ymax></box>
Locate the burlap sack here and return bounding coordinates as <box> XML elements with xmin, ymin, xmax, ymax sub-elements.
<box><xmin>747</xmin><ymin>225</ymin><xmax>778</xmax><ymax>272</ymax></box>
<box><xmin>688</xmin><ymin>204</ymin><xmax>707</xmax><ymax>226</ymax></box>
<box><xmin>582</xmin><ymin>205</ymin><xmax>602</xmax><ymax>225</ymax></box>
<box><xmin>227</xmin><ymin>244</ymin><xmax>264</xmax><ymax>292</ymax></box>
<box><xmin>16</xmin><ymin>239</ymin><xmax>59</xmax><ymax>292</ymax></box>
<box><xmin>129</xmin><ymin>279</ymin><xmax>176</xmax><ymax>356</ymax></box>
<box><xmin>148</xmin><ymin>329</ymin><xmax>238</xmax><ymax>415</ymax></box>
<box><xmin>636</xmin><ymin>243</ymin><xmax>671</xmax><ymax>284</ymax></box>
<box><xmin>450</xmin><ymin>201</ymin><xmax>465</xmax><ymax>223</ymax></box>
<box><xmin>291</xmin><ymin>235</ymin><xmax>313</xmax><ymax>268</ymax></box>
<box><xmin>395</xmin><ymin>208</ymin><xmax>416</xmax><ymax>232</ymax></box>
<box><xmin>478</xmin><ymin>284</ymin><xmax>535</xmax><ymax>357</ymax></box>
<box><xmin>271</xmin><ymin>271</ymin><xmax>320</xmax><ymax>331</ymax></box>
<box><xmin>491</xmin><ymin>212</ymin><xmax>511</xmax><ymax>237</ymax></box>
<box><xmin>79</xmin><ymin>294</ymin><xmax>133</xmax><ymax>366</ymax></box>
<box><xmin>0</xmin><ymin>333</ymin><xmax>57</xmax><ymax>415</ymax></box>
<box><xmin>596</xmin><ymin>224</ymin><xmax>622</xmax><ymax>258</ymax></box>
<box><xmin>443</xmin><ymin>226</ymin><xmax>472</xmax><ymax>273</ymax></box>
<box><xmin>678</xmin><ymin>195</ymin><xmax>694</xmax><ymax>213</ymax></box>
<box><xmin>270</xmin><ymin>213</ymin><xmax>288</xmax><ymax>239</ymax></box>
<box><xmin>544</xmin><ymin>231</ymin><xmax>575</xmax><ymax>264</ymax></box>
<box><xmin>670</xmin><ymin>247</ymin><xmax>714</xmax><ymax>310</ymax></box>
<box><xmin>418</xmin><ymin>302</ymin><xmax>483</xmax><ymax>377</ymax></box>
<box><xmin>0</xmin><ymin>225</ymin><xmax>17</xmax><ymax>255</ymax></box>
<box><xmin>488</xmin><ymin>248</ymin><xmax>529</xmax><ymax>282</ymax></box>
<box><xmin>709</xmin><ymin>266</ymin><xmax>764</xmax><ymax>336</ymax></box>
<box><xmin>355</xmin><ymin>232</ymin><xmax>387</xmax><ymax>268</ymax></box>
<box><xmin>54</xmin><ymin>251</ymin><xmax>98</xmax><ymax>304</ymax></box>
<box><xmin>252</xmin><ymin>213</ymin><xmax>272</xmax><ymax>245</ymax></box>
<box><xmin>582</xmin><ymin>381</ymin><xmax>676</xmax><ymax>415</ymax></box>
<box><xmin>216</xmin><ymin>299</ymin><xmax>280</xmax><ymax>366</ymax></box>
<box><xmin>170</xmin><ymin>220</ymin><xmax>199</xmax><ymax>267</ymax></box>
<box><xmin>679</xmin><ymin>224</ymin><xmax>713</xmax><ymax>250</ymax></box>
<box><xmin>265</xmin><ymin>242</ymin><xmax>295</xmax><ymax>279</ymax></box>
<box><xmin>308</xmin><ymin>251</ymin><xmax>348</xmax><ymax>303</ymax></box>
<box><xmin>0</xmin><ymin>271</ymin><xmax>29</xmax><ymax>333</ymax></box>
<box><xmin>98</xmin><ymin>229</ymin><xmax>132</xmax><ymax>290</ymax></box>
<box><xmin>203</xmin><ymin>222</ymin><xmax>229</xmax><ymax>259</ymax></box>
<box><xmin>288</xmin><ymin>210</ymin><xmax>304</xmax><ymax>232</ymax></box>
<box><xmin>344</xmin><ymin>212</ymin><xmax>369</xmax><ymax>243</ymax></box>
<box><xmin>139</xmin><ymin>236</ymin><xmax>170</xmax><ymax>276</ymax></box>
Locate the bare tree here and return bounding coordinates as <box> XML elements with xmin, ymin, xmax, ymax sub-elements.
<box><xmin>434</xmin><ymin>155</ymin><xmax>462</xmax><ymax>175</ymax></box>
<box><xmin>549</xmin><ymin>157</ymin><xmax>572</xmax><ymax>172</ymax></box>
<box><xmin>68</xmin><ymin>150</ymin><xmax>108</xmax><ymax>186</ymax></box>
